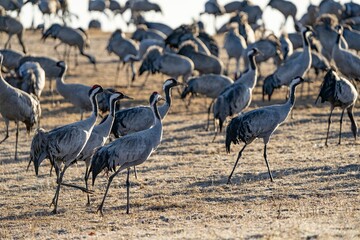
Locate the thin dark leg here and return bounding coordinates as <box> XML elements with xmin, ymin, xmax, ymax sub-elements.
<box><xmin>84</xmin><ymin>165</ymin><xmax>90</xmax><ymax>205</ymax></box>
<box><xmin>347</xmin><ymin>106</ymin><xmax>358</xmax><ymax>142</ymax></box>
<box><xmin>227</xmin><ymin>144</ymin><xmax>247</xmax><ymax>184</ymax></box>
<box><xmin>338</xmin><ymin>109</ymin><xmax>345</xmax><ymax>145</ymax></box>
<box><xmin>97</xmin><ymin>167</ymin><xmax>123</xmax><ymax>216</ymax></box>
<box><xmin>133</xmin><ymin>166</ymin><xmax>138</xmax><ymax>180</ymax></box>
<box><xmin>206</xmin><ymin>99</ymin><xmax>215</xmax><ymax>131</ymax></box>
<box><xmin>15</xmin><ymin>122</ymin><xmax>19</xmax><ymax>160</ymax></box>
<box><xmin>263</xmin><ymin>144</ymin><xmax>274</xmax><ymax>182</ymax></box>
<box><xmin>325</xmin><ymin>108</ymin><xmax>334</xmax><ymax>146</ymax></box>
<box><xmin>51</xmin><ymin>164</ymin><xmax>70</xmax><ymax>214</ymax></box>
<box><xmin>126</xmin><ymin>168</ymin><xmax>130</xmax><ymax>214</ymax></box>
<box><xmin>0</xmin><ymin>121</ymin><xmax>9</xmax><ymax>144</ymax></box>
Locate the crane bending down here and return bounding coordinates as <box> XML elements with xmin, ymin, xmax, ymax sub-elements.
<box><xmin>33</xmin><ymin>85</ymin><xmax>103</xmax><ymax>214</ymax></box>
<box><xmin>315</xmin><ymin>68</ymin><xmax>358</xmax><ymax>146</ymax></box>
<box><xmin>91</xmin><ymin>92</ymin><xmax>164</xmax><ymax>215</ymax></box>
<box><xmin>225</xmin><ymin>77</ymin><xmax>304</xmax><ymax>184</ymax></box>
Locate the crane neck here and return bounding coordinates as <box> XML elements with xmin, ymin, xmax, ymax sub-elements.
<box><xmin>286</xmin><ymin>82</ymin><xmax>299</xmax><ymax>107</ymax></box>
<box><xmin>164</xmin><ymin>86</ymin><xmax>172</xmax><ymax>107</ymax></box>
<box><xmin>302</xmin><ymin>31</ymin><xmax>310</xmax><ymax>49</ymax></box>
<box><xmin>336</xmin><ymin>31</ymin><xmax>341</xmax><ymax>47</ymax></box>
<box><xmin>152</xmin><ymin>100</ymin><xmax>161</xmax><ymax>124</ymax></box>
<box><xmin>90</xmin><ymin>93</ymin><xmax>99</xmax><ymax>118</ymax></box>
<box><xmin>56</xmin><ymin>66</ymin><xmax>66</xmax><ymax>85</ymax></box>
<box><xmin>109</xmin><ymin>98</ymin><xmax>118</xmax><ymax>118</ymax></box>
<box><xmin>248</xmin><ymin>53</ymin><xmax>257</xmax><ymax>71</ymax></box>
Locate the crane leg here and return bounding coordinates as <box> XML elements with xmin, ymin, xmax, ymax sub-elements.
<box><xmin>325</xmin><ymin>107</ymin><xmax>334</xmax><ymax>147</ymax></box>
<box><xmin>263</xmin><ymin>144</ymin><xmax>274</xmax><ymax>182</ymax></box>
<box><xmin>96</xmin><ymin>166</ymin><xmax>123</xmax><ymax>216</ymax></box>
<box><xmin>15</xmin><ymin>122</ymin><xmax>19</xmax><ymax>160</ymax></box>
<box><xmin>206</xmin><ymin>99</ymin><xmax>215</xmax><ymax>131</ymax></box>
<box><xmin>347</xmin><ymin>106</ymin><xmax>358</xmax><ymax>141</ymax></box>
<box><xmin>51</xmin><ymin>164</ymin><xmax>68</xmax><ymax>214</ymax></box>
<box><xmin>84</xmin><ymin>165</ymin><xmax>91</xmax><ymax>206</ymax></box>
<box><xmin>227</xmin><ymin>144</ymin><xmax>247</xmax><ymax>184</ymax></box>
<box><xmin>133</xmin><ymin>166</ymin><xmax>138</xmax><ymax>180</ymax></box>
<box><xmin>0</xmin><ymin>120</ymin><xmax>9</xmax><ymax>144</ymax></box>
<box><xmin>338</xmin><ymin>109</ymin><xmax>345</xmax><ymax>145</ymax></box>
<box><xmin>4</xmin><ymin>35</ymin><xmax>13</xmax><ymax>49</ymax></box>
<box><xmin>126</xmin><ymin>168</ymin><xmax>130</xmax><ymax>214</ymax></box>
<box><xmin>115</xmin><ymin>60</ymin><xmax>121</xmax><ymax>87</ymax></box>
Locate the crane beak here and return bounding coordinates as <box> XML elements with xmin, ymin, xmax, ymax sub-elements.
<box><xmin>123</xmin><ymin>95</ymin><xmax>133</xmax><ymax>100</ymax></box>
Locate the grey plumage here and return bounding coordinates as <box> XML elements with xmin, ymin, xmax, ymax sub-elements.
<box><xmin>332</xmin><ymin>25</ymin><xmax>360</xmax><ymax>81</ymax></box>
<box><xmin>139</xmin><ymin>46</ymin><xmax>194</xmax><ymax>83</ymax></box>
<box><xmin>213</xmin><ymin>48</ymin><xmax>260</xmax><ymax>135</ymax></box>
<box><xmin>18</xmin><ymin>55</ymin><xmax>60</xmax><ymax>92</ymax></box>
<box><xmin>267</xmin><ymin>0</ymin><xmax>297</xmax><ymax>24</ymax></box>
<box><xmin>181</xmin><ymin>74</ymin><xmax>233</xmax><ymax>130</ymax></box>
<box><xmin>315</xmin><ymin>68</ymin><xmax>358</xmax><ymax>145</ymax></box>
<box><xmin>33</xmin><ymin>85</ymin><xmax>103</xmax><ymax>214</ymax></box>
<box><xmin>225</xmin><ymin>77</ymin><xmax>304</xmax><ymax>184</ymax></box>
<box><xmin>76</xmin><ymin>91</ymin><xmax>131</xmax><ymax>205</ymax></box>
<box><xmin>106</xmin><ymin>29</ymin><xmax>139</xmax><ymax>84</ymax></box>
<box><xmin>0</xmin><ymin>14</ymin><xmax>27</xmax><ymax>54</ymax></box>
<box><xmin>0</xmin><ymin>55</ymin><xmax>41</xmax><ymax>161</ymax></box>
<box><xmin>18</xmin><ymin>61</ymin><xmax>46</xmax><ymax>99</ymax></box>
<box><xmin>263</xmin><ymin>27</ymin><xmax>312</xmax><ymax>101</ymax></box>
<box><xmin>178</xmin><ymin>40</ymin><xmax>223</xmax><ymax>75</ymax></box>
<box><xmin>223</xmin><ymin>1</ymin><xmax>263</xmax><ymax>25</ymax></box>
<box><xmin>0</xmin><ymin>49</ymin><xmax>24</xmax><ymax>71</ymax></box>
<box><xmin>111</xmin><ymin>78</ymin><xmax>181</xmax><ymax>137</ymax></box>
<box><xmin>223</xmin><ymin>23</ymin><xmax>247</xmax><ymax>77</ymax></box>
<box><xmin>91</xmin><ymin>92</ymin><xmax>164</xmax><ymax>215</ymax></box>
<box><xmin>131</xmin><ymin>24</ymin><xmax>166</xmax><ymax>42</ymax></box>
<box><xmin>42</xmin><ymin>23</ymin><xmax>96</xmax><ymax>68</ymax></box>
<box><xmin>55</xmin><ymin>61</ymin><xmax>115</xmax><ymax>119</ymax></box>
<box><xmin>318</xmin><ymin>0</ymin><xmax>344</xmax><ymax>20</ymax></box>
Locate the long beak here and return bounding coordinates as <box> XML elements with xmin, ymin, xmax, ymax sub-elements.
<box><xmin>123</xmin><ymin>95</ymin><xmax>133</xmax><ymax>100</ymax></box>
<box><xmin>315</xmin><ymin>94</ymin><xmax>321</xmax><ymax>104</ymax></box>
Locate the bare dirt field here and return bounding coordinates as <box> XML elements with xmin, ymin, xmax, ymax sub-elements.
<box><xmin>0</xmin><ymin>30</ymin><xmax>359</xmax><ymax>239</ymax></box>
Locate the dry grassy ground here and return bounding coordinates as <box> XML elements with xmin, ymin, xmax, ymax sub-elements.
<box><xmin>0</xmin><ymin>30</ymin><xmax>359</xmax><ymax>239</ymax></box>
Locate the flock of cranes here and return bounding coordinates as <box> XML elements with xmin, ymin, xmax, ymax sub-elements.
<box><xmin>0</xmin><ymin>0</ymin><xmax>359</xmax><ymax>215</ymax></box>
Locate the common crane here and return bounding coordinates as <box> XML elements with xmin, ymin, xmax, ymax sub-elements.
<box><xmin>33</xmin><ymin>85</ymin><xmax>103</xmax><ymax>214</ymax></box>
<box><xmin>0</xmin><ymin>55</ymin><xmax>41</xmax><ymax>160</ymax></box>
<box><xmin>0</xmin><ymin>13</ymin><xmax>27</xmax><ymax>54</ymax></box>
<box><xmin>42</xmin><ymin>24</ymin><xmax>96</xmax><ymax>69</ymax></box>
<box><xmin>332</xmin><ymin>25</ymin><xmax>360</xmax><ymax>81</ymax></box>
<box><xmin>91</xmin><ymin>92</ymin><xmax>164</xmax><ymax>215</ymax></box>
<box><xmin>111</xmin><ymin>78</ymin><xmax>181</xmax><ymax>137</ymax></box>
<box><xmin>225</xmin><ymin>77</ymin><xmax>304</xmax><ymax>184</ymax></box>
<box><xmin>315</xmin><ymin>68</ymin><xmax>358</xmax><ymax>146</ymax></box>
<box><xmin>213</xmin><ymin>48</ymin><xmax>260</xmax><ymax>139</ymax></box>
<box><xmin>263</xmin><ymin>26</ymin><xmax>312</xmax><ymax>101</ymax></box>
<box><xmin>181</xmin><ymin>74</ymin><xmax>233</xmax><ymax>130</ymax></box>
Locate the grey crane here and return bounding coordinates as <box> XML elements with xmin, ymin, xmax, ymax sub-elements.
<box><xmin>0</xmin><ymin>49</ymin><xmax>24</xmax><ymax>72</ymax></box>
<box><xmin>0</xmin><ymin>0</ymin><xmax>23</xmax><ymax>14</ymax></box>
<box><xmin>122</xmin><ymin>0</ymin><xmax>162</xmax><ymax>14</ymax></box>
<box><xmin>243</xmin><ymin>34</ymin><xmax>283</xmax><ymax>74</ymax></box>
<box><xmin>134</xmin><ymin>15</ymin><xmax>173</xmax><ymax>37</ymax></box>
<box><xmin>33</xmin><ymin>84</ymin><xmax>103</xmax><ymax>214</ymax></box>
<box><xmin>223</xmin><ymin>23</ymin><xmax>247</xmax><ymax>77</ymax></box>
<box><xmin>223</xmin><ymin>1</ymin><xmax>263</xmax><ymax>25</ymax></box>
<box><xmin>197</xmin><ymin>27</ymin><xmax>219</xmax><ymax>57</ymax></box>
<box><xmin>77</xmin><ymin>91</ymin><xmax>132</xmax><ymax>205</ymax></box>
<box><xmin>0</xmin><ymin>55</ymin><xmax>41</xmax><ymax>160</ymax></box>
<box><xmin>91</xmin><ymin>92</ymin><xmax>164</xmax><ymax>215</ymax></box>
<box><xmin>313</xmin><ymin>14</ymin><xmax>348</xmax><ymax>61</ymax></box>
<box><xmin>213</xmin><ymin>48</ymin><xmax>260</xmax><ymax>138</ymax></box>
<box><xmin>298</xmin><ymin>4</ymin><xmax>319</xmax><ymax>27</ymax></box>
<box><xmin>55</xmin><ymin>61</ymin><xmax>114</xmax><ymax>119</ymax></box>
<box><xmin>318</xmin><ymin>0</ymin><xmax>344</xmax><ymax>20</ymax></box>
<box><xmin>267</xmin><ymin>0</ymin><xmax>297</xmax><ymax>25</ymax></box>
<box><xmin>111</xmin><ymin>78</ymin><xmax>181</xmax><ymax>137</ymax></box>
<box><xmin>181</xmin><ymin>74</ymin><xmax>234</xmax><ymax>130</ymax></box>
<box><xmin>342</xmin><ymin>25</ymin><xmax>360</xmax><ymax>53</ymax></box>
<box><xmin>17</xmin><ymin>61</ymin><xmax>46</xmax><ymax>99</ymax></box>
<box><xmin>332</xmin><ymin>25</ymin><xmax>360</xmax><ymax>81</ymax></box>
<box><xmin>139</xmin><ymin>46</ymin><xmax>194</xmax><ymax>84</ymax></box>
<box><xmin>88</xmin><ymin>0</ymin><xmax>109</xmax><ymax>17</ymax></box>
<box><xmin>0</xmin><ymin>14</ymin><xmax>27</xmax><ymax>54</ymax></box>
<box><xmin>131</xmin><ymin>24</ymin><xmax>166</xmax><ymax>42</ymax></box>
<box><xmin>225</xmin><ymin>77</ymin><xmax>304</xmax><ymax>184</ymax></box>
<box><xmin>280</xmin><ymin>31</ymin><xmax>293</xmax><ymax>60</ymax></box>
<box><xmin>178</xmin><ymin>40</ymin><xmax>223</xmax><ymax>75</ymax></box>
<box><xmin>165</xmin><ymin>24</ymin><xmax>211</xmax><ymax>56</ymax></box>
<box><xmin>106</xmin><ymin>29</ymin><xmax>139</xmax><ymax>85</ymax></box>
<box><xmin>42</xmin><ymin>24</ymin><xmax>96</xmax><ymax>69</ymax></box>
<box><xmin>315</xmin><ymin>68</ymin><xmax>358</xmax><ymax>146</ymax></box>
<box><xmin>263</xmin><ymin>26</ymin><xmax>312</xmax><ymax>101</ymax></box>
<box><xmin>200</xmin><ymin>0</ymin><xmax>224</xmax><ymax>32</ymax></box>
<box><xmin>227</xmin><ymin>11</ymin><xmax>256</xmax><ymax>44</ymax></box>
<box><xmin>18</xmin><ymin>55</ymin><xmax>60</xmax><ymax>92</ymax></box>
